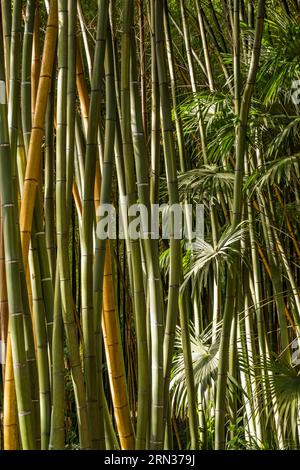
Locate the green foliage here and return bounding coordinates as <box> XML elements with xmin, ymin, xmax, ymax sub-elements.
<box><xmin>181</xmin><ymin>222</ymin><xmax>247</xmax><ymax>292</ymax></box>
<box><xmin>170</xmin><ymin>324</ymin><xmax>221</xmax><ymax>418</ymax></box>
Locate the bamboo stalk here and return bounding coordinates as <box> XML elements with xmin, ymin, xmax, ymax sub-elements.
<box><xmin>0</xmin><ymin>23</ymin><xmax>35</xmax><ymax>449</ymax></box>
<box><xmin>20</xmin><ymin>0</ymin><xmax>58</xmax><ymax>272</ymax></box>
<box><xmin>3</xmin><ymin>332</ymin><xmax>19</xmax><ymax>449</ymax></box>
<box><xmin>81</xmin><ymin>0</ymin><xmax>109</xmax><ymax>449</ymax></box>
<box><xmin>215</xmin><ymin>0</ymin><xmax>266</xmax><ymax>449</ymax></box>
<box><xmin>56</xmin><ymin>0</ymin><xmax>90</xmax><ymax>450</ymax></box>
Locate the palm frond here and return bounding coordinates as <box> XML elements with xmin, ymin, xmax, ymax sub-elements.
<box><xmin>181</xmin><ymin>221</ymin><xmax>248</xmax><ymax>293</ymax></box>
<box><xmin>177</xmin><ymin>165</ymin><xmax>234</xmax><ymax>204</ymax></box>
<box><xmin>245</xmin><ymin>155</ymin><xmax>300</xmax><ymax>192</ymax></box>
<box><xmin>170</xmin><ymin>323</ymin><xmax>221</xmax><ymax>418</ymax></box>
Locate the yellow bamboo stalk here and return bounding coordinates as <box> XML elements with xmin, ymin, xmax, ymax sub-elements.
<box><xmin>1</xmin><ymin>204</ymin><xmax>19</xmax><ymax>449</ymax></box>
<box><xmin>73</xmin><ymin>168</ymin><xmax>135</xmax><ymax>449</ymax></box>
<box><xmin>102</xmin><ymin>242</ymin><xmax>135</xmax><ymax>450</ymax></box>
<box><xmin>76</xmin><ymin>44</ymin><xmax>134</xmax><ymax>449</ymax></box>
<box><xmin>19</xmin><ymin>0</ymin><xmax>58</xmax><ymax>271</ymax></box>
<box><xmin>73</xmin><ymin>181</ymin><xmax>82</xmax><ymax>218</ymax></box>
<box><xmin>76</xmin><ymin>165</ymin><xmax>135</xmax><ymax>449</ymax></box>
<box><xmin>31</xmin><ymin>5</ymin><xmax>44</xmax><ymax>212</ymax></box>
<box><xmin>3</xmin><ymin>332</ymin><xmax>19</xmax><ymax>450</ymax></box>
<box><xmin>0</xmin><ymin>204</ymin><xmax>8</xmax><ymax>380</ymax></box>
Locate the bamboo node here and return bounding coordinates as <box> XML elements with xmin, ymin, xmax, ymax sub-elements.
<box><xmin>10</xmin><ymin>311</ymin><xmax>23</xmax><ymax>317</ymax></box>
<box><xmin>18</xmin><ymin>410</ymin><xmax>32</xmax><ymax>417</ymax></box>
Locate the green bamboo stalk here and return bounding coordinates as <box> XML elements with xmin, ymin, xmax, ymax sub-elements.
<box><xmin>163</xmin><ymin>0</ymin><xmax>187</xmax><ymax>172</ymax></box>
<box><xmin>56</xmin><ymin>0</ymin><xmax>90</xmax><ymax>450</ymax></box>
<box><xmin>138</xmin><ymin>0</ymin><xmax>147</xmax><ymax>138</ymax></box>
<box><xmin>49</xmin><ymin>268</ymin><xmax>65</xmax><ymax>450</ymax></box>
<box><xmin>149</xmin><ymin>0</ymin><xmax>160</xmax><ymax>206</ymax></box>
<box><xmin>0</xmin><ymin>26</ymin><xmax>35</xmax><ymax>450</ymax></box>
<box><xmin>31</xmin><ymin>3</ymin><xmax>40</xmax><ymax>125</ymax></box>
<box><xmin>120</xmin><ymin>0</ymin><xmax>151</xmax><ymax>449</ymax></box>
<box><xmin>8</xmin><ymin>0</ymin><xmax>22</xmax><ymax>170</ymax></box>
<box><xmin>215</xmin><ymin>0</ymin><xmax>266</xmax><ymax>449</ymax></box>
<box><xmin>1</xmin><ymin>0</ymin><xmax>11</xmax><ymax>89</ymax></box>
<box><xmin>28</xmin><ymin>229</ymin><xmax>51</xmax><ymax>449</ymax></box>
<box><xmin>66</xmin><ymin>0</ymin><xmax>77</xmax><ymax>224</ymax></box>
<box><xmin>21</xmin><ymin>0</ymin><xmax>35</xmax><ymax>156</ymax></box>
<box><xmin>77</xmin><ymin>0</ymin><xmax>93</xmax><ymax>82</ymax></box>
<box><xmin>155</xmin><ymin>0</ymin><xmax>200</xmax><ymax>450</ymax></box>
<box><xmin>44</xmin><ymin>71</ymin><xmax>56</xmax><ymax>283</ymax></box>
<box><xmin>17</xmin><ymin>119</ymin><xmax>54</xmax><ymax>427</ymax></box>
<box><xmin>81</xmin><ymin>0</ymin><xmax>109</xmax><ymax>449</ymax></box>
<box><xmin>194</xmin><ymin>0</ymin><xmax>215</xmax><ymax>91</ymax></box>
<box><xmin>7</xmin><ymin>0</ymin><xmax>41</xmax><ymax>447</ymax></box>
<box><xmin>154</xmin><ymin>0</ymin><xmax>182</xmax><ymax>448</ymax></box>
<box><xmin>131</xmin><ymin>28</ymin><xmax>166</xmax><ymax>450</ymax></box>
<box><xmin>93</xmin><ymin>25</ymin><xmax>118</xmax><ymax>450</ymax></box>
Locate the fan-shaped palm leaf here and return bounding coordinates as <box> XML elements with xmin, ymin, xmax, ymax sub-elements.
<box><xmin>170</xmin><ymin>323</ymin><xmax>221</xmax><ymax>418</ymax></box>
<box><xmin>181</xmin><ymin>221</ymin><xmax>248</xmax><ymax>292</ymax></box>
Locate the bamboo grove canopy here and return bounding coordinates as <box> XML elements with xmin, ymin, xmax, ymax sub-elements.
<box><xmin>0</xmin><ymin>0</ymin><xmax>300</xmax><ymax>451</ymax></box>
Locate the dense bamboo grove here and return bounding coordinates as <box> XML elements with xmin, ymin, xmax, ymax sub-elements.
<box><xmin>0</xmin><ymin>0</ymin><xmax>300</xmax><ymax>450</ymax></box>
